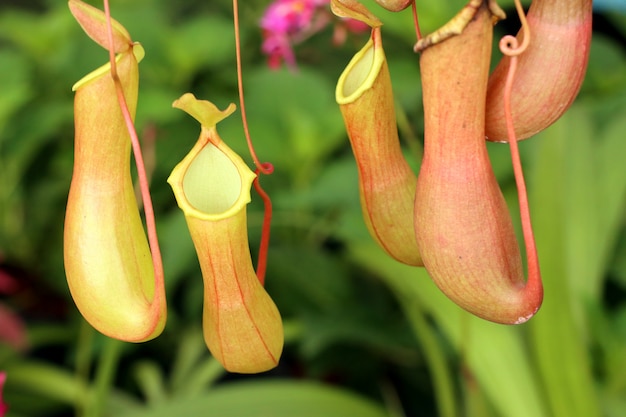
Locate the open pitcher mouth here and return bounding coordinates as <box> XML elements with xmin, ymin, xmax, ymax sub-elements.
<box><xmin>182</xmin><ymin>138</ymin><xmax>244</xmax><ymax>211</ymax></box>
<box><xmin>336</xmin><ymin>27</ymin><xmax>384</xmax><ymax>104</ymax></box>
<box><xmin>167</xmin><ymin>94</ymin><xmax>256</xmax><ymax>222</ymax></box>
<box><xmin>168</xmin><ymin>131</ymin><xmax>256</xmax><ymax>222</ymax></box>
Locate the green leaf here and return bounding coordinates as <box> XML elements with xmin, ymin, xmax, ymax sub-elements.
<box><xmin>349</xmin><ymin>244</ymin><xmax>549</xmax><ymax>417</ymax></box>
<box><xmin>583</xmin><ymin>34</ymin><xmax>626</xmax><ymax>95</ymax></box>
<box><xmin>560</xmin><ymin>106</ymin><xmax>603</xmax><ymax>304</ymax></box>
<box><xmin>156</xmin><ymin>210</ymin><xmax>197</xmax><ymax>291</ymax></box>
<box><xmin>4</xmin><ymin>361</ymin><xmax>90</xmax><ymax>405</ymax></box>
<box><xmin>166</xmin><ymin>15</ymin><xmax>236</xmax><ymax>78</ymax></box>
<box><xmin>265</xmin><ymin>245</ymin><xmax>353</xmax><ymax>316</ymax></box>
<box><xmin>597</xmin><ymin>111</ymin><xmax>626</xmax><ymax>260</ymax></box>
<box><xmin>0</xmin><ymin>50</ymin><xmax>32</xmax><ymax>132</ymax></box>
<box><xmin>133</xmin><ymin>361</ymin><xmax>167</xmax><ymax>406</ymax></box>
<box><xmin>528</xmin><ymin>108</ymin><xmax>602</xmax><ymax>417</ymax></box>
<box><xmin>117</xmin><ymin>380</ymin><xmax>391</xmax><ymax>417</ymax></box>
<box><xmin>0</xmin><ymin>6</ymin><xmax>74</xmax><ymax>61</ymax></box>
<box><xmin>169</xmin><ymin>328</ymin><xmax>225</xmax><ymax>397</ymax></box>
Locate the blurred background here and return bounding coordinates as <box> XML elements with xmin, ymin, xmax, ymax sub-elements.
<box><xmin>1</xmin><ymin>0</ymin><xmax>626</xmax><ymax>416</ymax></box>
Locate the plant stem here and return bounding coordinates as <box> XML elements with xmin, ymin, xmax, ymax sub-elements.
<box><xmin>84</xmin><ymin>337</ymin><xmax>123</xmax><ymax>417</ymax></box>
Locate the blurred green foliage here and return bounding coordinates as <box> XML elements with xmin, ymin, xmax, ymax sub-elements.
<box><xmin>1</xmin><ymin>0</ymin><xmax>626</xmax><ymax>416</ymax></box>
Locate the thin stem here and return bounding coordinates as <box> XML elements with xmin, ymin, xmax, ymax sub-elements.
<box><xmin>75</xmin><ymin>321</ymin><xmax>95</xmax><ymax>417</ymax></box>
<box><xmin>102</xmin><ymin>0</ymin><xmax>164</xmax><ymax>297</ymax></box>
<box><xmin>411</xmin><ymin>1</ymin><xmax>422</xmax><ymax>41</ymax></box>
<box><xmin>504</xmin><ymin>57</ymin><xmax>542</xmax><ymax>295</ymax></box>
<box><xmin>232</xmin><ymin>0</ymin><xmax>273</xmax><ymax>175</ymax></box>
<box><xmin>399</xmin><ymin>293</ymin><xmax>459</xmax><ymax>417</ymax></box>
<box><xmin>134</xmin><ymin>123</ymin><xmax>157</xmax><ymax>210</ymax></box>
<box><xmin>233</xmin><ymin>0</ymin><xmax>274</xmax><ymax>284</ymax></box>
<box><xmin>501</xmin><ymin>0</ymin><xmax>542</xmax><ymax>302</ymax></box>
<box><xmin>253</xmin><ymin>171</ymin><xmax>272</xmax><ymax>285</ymax></box>
<box><xmin>84</xmin><ymin>338</ymin><xmax>123</xmax><ymax>417</ymax></box>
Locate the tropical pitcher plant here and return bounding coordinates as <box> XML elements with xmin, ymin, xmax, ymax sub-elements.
<box><xmin>61</xmin><ymin>0</ymin><xmax>591</xmax><ymax>377</ymax></box>
<box><xmin>65</xmin><ymin>0</ymin><xmax>167</xmax><ymax>343</ymax></box>
<box><xmin>332</xmin><ymin>0</ymin><xmax>590</xmax><ymax>324</ymax></box>
<box><xmin>64</xmin><ymin>0</ymin><xmax>281</xmax><ymax>373</ymax></box>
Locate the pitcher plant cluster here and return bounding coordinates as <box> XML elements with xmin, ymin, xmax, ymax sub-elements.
<box><xmin>64</xmin><ymin>0</ymin><xmax>280</xmax><ymax>374</ymax></box>
<box><xmin>61</xmin><ymin>0</ymin><xmax>591</xmax><ymax>377</ymax></box>
<box><xmin>331</xmin><ymin>0</ymin><xmax>590</xmax><ymax>324</ymax></box>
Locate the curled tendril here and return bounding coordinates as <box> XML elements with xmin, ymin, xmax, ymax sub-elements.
<box><xmin>499</xmin><ymin>0</ymin><xmax>530</xmax><ymax>57</ymax></box>
<box><xmin>500</xmin><ymin>0</ymin><xmax>542</xmax><ymax>319</ymax></box>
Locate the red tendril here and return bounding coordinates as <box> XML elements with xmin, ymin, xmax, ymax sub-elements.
<box><xmin>500</xmin><ymin>0</ymin><xmax>542</xmax><ymax>310</ymax></box>
<box><xmin>233</xmin><ymin>0</ymin><xmax>274</xmax><ymax>284</ymax></box>
<box><xmin>103</xmin><ymin>0</ymin><xmax>164</xmax><ymax>301</ymax></box>
<box><xmin>253</xmin><ymin>171</ymin><xmax>273</xmax><ymax>285</ymax></box>
<box><xmin>411</xmin><ymin>1</ymin><xmax>422</xmax><ymax>42</ymax></box>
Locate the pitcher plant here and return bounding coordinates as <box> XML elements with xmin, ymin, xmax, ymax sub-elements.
<box><xmin>64</xmin><ymin>0</ymin><xmax>166</xmax><ymax>342</ymax></box>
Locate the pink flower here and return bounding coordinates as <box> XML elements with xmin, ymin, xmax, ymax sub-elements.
<box><xmin>0</xmin><ymin>263</ymin><xmax>27</xmax><ymax>351</ymax></box>
<box><xmin>0</xmin><ymin>372</ymin><xmax>7</xmax><ymax>416</ymax></box>
<box><xmin>0</xmin><ymin>268</ymin><xmax>18</xmax><ymax>294</ymax></box>
<box><xmin>260</xmin><ymin>0</ymin><xmax>329</xmax><ymax>69</ymax></box>
<box><xmin>260</xmin><ymin>0</ymin><xmax>326</xmax><ymax>35</ymax></box>
<box><xmin>0</xmin><ymin>304</ymin><xmax>27</xmax><ymax>351</ymax></box>
<box><xmin>260</xmin><ymin>0</ymin><xmax>367</xmax><ymax>69</ymax></box>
